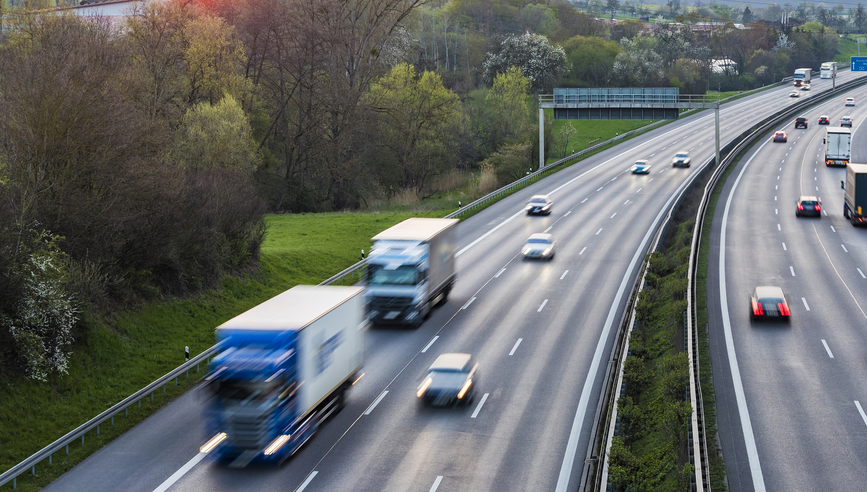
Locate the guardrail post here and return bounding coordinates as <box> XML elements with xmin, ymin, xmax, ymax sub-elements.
<box><xmin>81</xmin><ymin>435</ymin><xmax>84</xmax><ymax>446</ymax></box>
<box><xmin>31</xmin><ymin>466</ymin><xmax>34</xmax><ymax>476</ymax></box>
<box><xmin>97</xmin><ymin>424</ymin><xmax>100</xmax><ymax>436</ymax></box>
<box><xmin>151</xmin><ymin>392</ymin><xmax>154</xmax><ymax>403</ymax></box>
<box><xmin>49</xmin><ymin>454</ymin><xmax>52</xmax><ymax>465</ymax></box>
<box><xmin>66</xmin><ymin>444</ymin><xmax>68</xmax><ymax>454</ymax></box>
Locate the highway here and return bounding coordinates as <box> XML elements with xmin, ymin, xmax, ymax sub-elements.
<box><xmin>41</xmin><ymin>72</ymin><xmax>867</xmax><ymax>492</ymax></box>
<box><xmin>707</xmin><ymin>80</ymin><xmax>867</xmax><ymax>491</ymax></box>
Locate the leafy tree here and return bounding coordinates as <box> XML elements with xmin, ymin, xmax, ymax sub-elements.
<box><xmin>482</xmin><ymin>32</ymin><xmax>567</xmax><ymax>92</ymax></box>
<box><xmin>561</xmin><ymin>35</ymin><xmax>621</xmax><ymax>86</ymax></box>
<box><xmin>182</xmin><ymin>14</ymin><xmax>251</xmax><ymax>106</ymax></box>
<box><xmin>609</xmin><ymin>18</ymin><xmax>644</xmax><ymax>42</ymax></box>
<box><xmin>742</xmin><ymin>5</ymin><xmax>753</xmax><ymax>23</ymax></box>
<box><xmin>487</xmin><ymin>142</ymin><xmax>534</xmax><ymax>184</ymax></box>
<box><xmin>171</xmin><ymin>94</ymin><xmax>260</xmax><ymax>174</ymax></box>
<box><xmin>554</xmin><ymin>122</ymin><xmax>578</xmax><ymax>158</ymax></box>
<box><xmin>519</xmin><ymin>3</ymin><xmax>560</xmax><ymax>36</ymax></box>
<box><xmin>854</xmin><ymin>3</ymin><xmax>866</xmax><ymax>29</ymax></box>
<box><xmin>485</xmin><ymin>67</ymin><xmax>532</xmax><ymax>147</ymax></box>
<box><xmin>606</xmin><ymin>0</ymin><xmax>620</xmax><ymax>18</ymax></box>
<box><xmin>612</xmin><ymin>37</ymin><xmax>665</xmax><ymax>86</ymax></box>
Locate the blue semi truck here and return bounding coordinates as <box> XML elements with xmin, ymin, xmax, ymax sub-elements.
<box><xmin>201</xmin><ymin>285</ymin><xmax>366</xmax><ymax>466</ymax></box>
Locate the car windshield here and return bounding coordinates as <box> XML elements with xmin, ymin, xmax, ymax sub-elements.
<box><xmin>675</xmin><ymin>153</ymin><xmax>688</xmax><ymax>158</ymax></box>
<box><xmin>530</xmin><ymin>198</ymin><xmax>548</xmax><ymax>204</ymax></box>
<box><xmin>367</xmin><ymin>264</ymin><xmax>421</xmax><ymax>286</ymax></box>
<box><xmin>634</xmin><ymin>162</ymin><xmax>645</xmax><ymax>166</ymax></box>
<box><xmin>528</xmin><ymin>238</ymin><xmax>551</xmax><ymax>244</ymax></box>
<box><xmin>801</xmin><ymin>201</ymin><xmax>817</xmax><ymax>206</ymax></box>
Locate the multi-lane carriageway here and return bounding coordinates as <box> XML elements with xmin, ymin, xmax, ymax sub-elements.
<box><xmin>41</xmin><ymin>73</ymin><xmax>867</xmax><ymax>492</ymax></box>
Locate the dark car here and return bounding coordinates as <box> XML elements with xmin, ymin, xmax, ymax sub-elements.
<box><xmin>818</xmin><ymin>115</ymin><xmax>830</xmax><ymax>125</ymax></box>
<box><xmin>794</xmin><ymin>117</ymin><xmax>808</xmax><ymax>129</ymax></box>
<box><xmin>772</xmin><ymin>131</ymin><xmax>787</xmax><ymax>143</ymax></box>
<box><xmin>796</xmin><ymin>195</ymin><xmax>821</xmax><ymax>217</ymax></box>
<box><xmin>750</xmin><ymin>286</ymin><xmax>791</xmax><ymax>321</ymax></box>
<box><xmin>671</xmin><ymin>151</ymin><xmax>691</xmax><ymax>167</ymax></box>
<box><xmin>841</xmin><ymin>116</ymin><xmax>853</xmax><ymax>127</ymax></box>
<box><xmin>417</xmin><ymin>353</ymin><xmax>478</xmax><ymax>407</ymax></box>
<box><xmin>526</xmin><ymin>194</ymin><xmax>553</xmax><ymax>215</ymax></box>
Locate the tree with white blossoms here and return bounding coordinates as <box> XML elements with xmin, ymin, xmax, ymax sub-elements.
<box><xmin>482</xmin><ymin>32</ymin><xmax>567</xmax><ymax>93</ymax></box>
<box><xmin>611</xmin><ymin>37</ymin><xmax>665</xmax><ymax>87</ymax></box>
<box><xmin>1</xmin><ymin>231</ymin><xmax>78</xmax><ymax>381</ymax></box>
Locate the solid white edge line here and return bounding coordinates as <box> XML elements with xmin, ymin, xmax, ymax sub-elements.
<box><xmin>471</xmin><ymin>393</ymin><xmax>489</xmax><ymax>419</ymax></box>
<box><xmin>296</xmin><ymin>471</ymin><xmax>319</xmax><ymax>492</ymax></box>
<box><xmin>421</xmin><ymin>336</ymin><xmax>439</xmax><ymax>353</ymax></box>
<box><xmin>455</xmin><ymin>210</ymin><xmax>524</xmax><ymax>258</ymax></box>
<box><xmin>152</xmin><ymin>452</ymin><xmax>207</xmax><ymax>492</ymax></box>
<box><xmin>802</xmin><ymin>297</ymin><xmax>810</xmax><ymax>311</ymax></box>
<box><xmin>509</xmin><ymin>338</ymin><xmax>523</xmax><ymax>356</ymax></box>
<box><xmin>856</xmin><ymin>401</ymin><xmax>867</xmax><ymax>427</ymax></box>
<box><xmin>560</xmin><ymin>270</ymin><xmax>569</xmax><ymax>280</ymax></box>
<box><xmin>538</xmin><ymin>299</ymin><xmax>548</xmax><ymax>312</ymax></box>
<box><xmin>462</xmin><ymin>297</ymin><xmax>476</xmax><ymax>310</ymax></box>
<box><xmin>719</xmin><ymin>138</ymin><xmax>769</xmax><ymax>492</ymax></box>
<box><xmin>429</xmin><ymin>476</ymin><xmax>443</xmax><ymax>492</ymax></box>
<box><xmin>364</xmin><ymin>390</ymin><xmax>388</xmax><ymax>415</ymax></box>
<box><xmin>821</xmin><ymin>339</ymin><xmax>834</xmax><ymax>359</ymax></box>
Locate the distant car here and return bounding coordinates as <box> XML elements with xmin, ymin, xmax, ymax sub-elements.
<box><xmin>417</xmin><ymin>353</ymin><xmax>478</xmax><ymax>407</ymax></box>
<box><xmin>818</xmin><ymin>115</ymin><xmax>830</xmax><ymax>125</ymax></box>
<box><xmin>772</xmin><ymin>131</ymin><xmax>788</xmax><ymax>142</ymax></box>
<box><xmin>631</xmin><ymin>160</ymin><xmax>652</xmax><ymax>174</ymax></box>
<box><xmin>750</xmin><ymin>286</ymin><xmax>791</xmax><ymax>321</ymax></box>
<box><xmin>789</xmin><ymin>91</ymin><xmax>800</xmax><ymax>97</ymax></box>
<box><xmin>841</xmin><ymin>116</ymin><xmax>853</xmax><ymax>127</ymax></box>
<box><xmin>526</xmin><ymin>194</ymin><xmax>553</xmax><ymax>215</ymax></box>
<box><xmin>846</xmin><ymin>97</ymin><xmax>855</xmax><ymax>106</ymax></box>
<box><xmin>794</xmin><ymin>117</ymin><xmax>808</xmax><ymax>129</ymax></box>
<box><xmin>801</xmin><ymin>83</ymin><xmax>811</xmax><ymax>91</ymax></box>
<box><xmin>796</xmin><ymin>195</ymin><xmax>822</xmax><ymax>217</ymax></box>
<box><xmin>522</xmin><ymin>233</ymin><xmax>555</xmax><ymax>260</ymax></box>
<box><xmin>671</xmin><ymin>151</ymin><xmax>691</xmax><ymax>167</ymax></box>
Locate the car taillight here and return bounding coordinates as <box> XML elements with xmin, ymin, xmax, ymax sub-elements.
<box><xmin>798</xmin><ymin>204</ymin><xmax>804</xmax><ymax>210</ymax></box>
<box><xmin>815</xmin><ymin>204</ymin><xmax>821</xmax><ymax>211</ymax></box>
<box><xmin>752</xmin><ymin>299</ymin><xmax>764</xmax><ymax>316</ymax></box>
<box><xmin>778</xmin><ymin>302</ymin><xmax>791</xmax><ymax>317</ymax></box>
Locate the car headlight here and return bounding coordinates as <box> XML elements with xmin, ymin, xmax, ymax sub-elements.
<box><xmin>543</xmin><ymin>248</ymin><xmax>553</xmax><ymax>256</ymax></box>
<box><xmin>417</xmin><ymin>377</ymin><xmax>432</xmax><ymax>397</ymax></box>
<box><xmin>457</xmin><ymin>379</ymin><xmax>472</xmax><ymax>399</ymax></box>
<box><xmin>522</xmin><ymin>247</ymin><xmax>530</xmax><ymax>254</ymax></box>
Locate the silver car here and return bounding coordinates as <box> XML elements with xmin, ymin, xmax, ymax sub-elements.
<box><xmin>522</xmin><ymin>233</ymin><xmax>555</xmax><ymax>260</ymax></box>
<box><xmin>671</xmin><ymin>151</ymin><xmax>691</xmax><ymax>168</ymax></box>
<box><xmin>526</xmin><ymin>194</ymin><xmax>553</xmax><ymax>215</ymax></box>
<box><xmin>417</xmin><ymin>353</ymin><xmax>479</xmax><ymax>407</ymax></box>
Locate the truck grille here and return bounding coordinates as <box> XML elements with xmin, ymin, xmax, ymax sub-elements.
<box><xmin>370</xmin><ymin>296</ymin><xmax>412</xmax><ymax>312</ymax></box>
<box><xmin>226</xmin><ymin>411</ymin><xmax>270</xmax><ymax>449</ymax></box>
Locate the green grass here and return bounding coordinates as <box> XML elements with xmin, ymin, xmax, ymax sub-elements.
<box><xmin>549</xmin><ymin>117</ymin><xmax>655</xmax><ymax>160</ymax></box>
<box><xmin>0</xmin><ymin>211</ymin><xmax>446</xmax><ymax>491</ymax></box>
<box><xmin>836</xmin><ymin>36</ymin><xmax>859</xmax><ymax>64</ymax></box>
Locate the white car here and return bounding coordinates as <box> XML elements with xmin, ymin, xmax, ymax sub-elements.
<box><xmin>789</xmin><ymin>91</ymin><xmax>800</xmax><ymax>98</ymax></box>
<box><xmin>522</xmin><ymin>233</ymin><xmax>555</xmax><ymax>260</ymax></box>
<box><xmin>846</xmin><ymin>97</ymin><xmax>855</xmax><ymax>106</ymax></box>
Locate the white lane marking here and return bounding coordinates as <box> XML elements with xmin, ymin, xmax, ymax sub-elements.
<box><xmin>775</xmin><ymin>209</ymin><xmax>778</xmax><ymax>215</ymax></box>
<box><xmin>152</xmin><ymin>452</ymin><xmax>207</xmax><ymax>492</ymax></box>
<box><xmin>579</xmin><ymin>247</ymin><xmax>587</xmax><ymax>255</ymax></box>
<box><xmin>581</xmin><ymin>198</ymin><xmax>588</xmax><ymax>203</ymax></box>
<box><xmin>471</xmin><ymin>393</ymin><xmax>489</xmax><ymax>419</ymax></box>
<box><xmin>649</xmin><ymin>178</ymin><xmax>654</xmax><ymax>182</ymax></box>
<box><xmin>658</xmin><ymin>169</ymin><xmax>666</xmax><ymax>174</ymax></box>
<box><xmin>718</xmin><ymin>137</ymin><xmax>771</xmax><ymax>492</ymax></box>
<box><xmin>636</xmin><ymin>188</ymin><xmax>642</xmax><ymax>193</ymax></box>
<box><xmin>421</xmin><ymin>336</ymin><xmax>439</xmax><ymax>353</ymax></box>
<box><xmin>790</xmin><ymin>266</ymin><xmax>796</xmax><ymax>276</ymax></box>
<box><xmin>815</xmin><ymin>176</ymin><xmax>817</xmax><ymax>181</ymax></box>
<box><xmin>596</xmin><ymin>228</ymin><xmax>603</xmax><ymax>235</ymax></box>
<box><xmin>824</xmin><ymin>210</ymin><xmax>828</xmax><ymax>216</ymax></box>
<box><xmin>610</xmin><ymin>213</ymin><xmax>617</xmax><ymax>219</ymax></box>
<box><xmin>624</xmin><ymin>200</ymin><xmax>630</xmax><ymax>205</ymax></box>
<box><xmin>802</xmin><ymin>297</ymin><xmax>810</xmax><ymax>311</ymax></box>
<box><xmin>509</xmin><ymin>338</ymin><xmax>523</xmax><ymax>356</ymax></box>
<box><xmin>495</xmin><ymin>268</ymin><xmax>505</xmax><ymax>278</ymax></box>
<box><xmin>597</xmin><ymin>187</ymin><xmax>604</xmax><ymax>192</ymax></box>
<box><xmin>430</xmin><ymin>476</ymin><xmax>443</xmax><ymax>492</ymax></box>
<box><xmin>364</xmin><ymin>391</ymin><xmax>388</xmax><ymax>415</ymax></box>
<box><xmin>297</xmin><ymin>471</ymin><xmax>319</xmax><ymax>492</ymax></box>
<box><xmin>858</xmin><ymin>268</ymin><xmax>866</xmax><ymax>279</ymax></box>
<box><xmin>777</xmin><ymin>224</ymin><xmax>781</xmax><ymax>231</ymax></box>
<box><xmin>650</xmin><ymin>153</ymin><xmax>656</xmax><ymax>156</ymax></box>
<box><xmin>775</xmin><ymin>196</ymin><xmax>777</xmax><ymax>201</ymax></box>
<box><xmin>831</xmin><ymin>226</ymin><xmax>837</xmax><ymax>232</ymax></box>
<box><xmin>821</xmin><ymin>340</ymin><xmax>834</xmax><ymax>358</ymax></box>
<box><xmin>775</xmin><ymin>185</ymin><xmax>778</xmax><ymax>190</ymax></box>
<box><xmin>462</xmin><ymin>297</ymin><xmax>476</xmax><ymax>310</ymax></box>
<box><xmin>842</xmin><ymin>244</ymin><xmax>849</xmax><ymax>253</ymax></box>
<box><xmin>856</xmin><ymin>401</ymin><xmax>867</xmax><ymax>428</ymax></box>
<box><xmin>779</xmin><ymin>167</ymin><xmax>782</xmax><ymax>171</ymax></box>
<box><xmin>538</xmin><ymin>299</ymin><xmax>548</xmax><ymax>312</ymax></box>
<box><xmin>777</xmin><ymin>176</ymin><xmax>780</xmax><ymax>180</ymax></box>
<box><xmin>544</xmin><ymin>227</ymin><xmax>553</xmax><ymax>233</ymax></box>
<box><xmin>564</xmin><ymin>210</ymin><xmax>572</xmax><ymax>217</ymax></box>
<box><xmin>782</xmin><ymin>242</ymin><xmax>787</xmax><ymax>251</ymax></box>
<box><xmin>560</xmin><ymin>270</ymin><xmax>569</xmax><ymax>280</ymax></box>
<box><xmin>816</xmin><ymin>186</ymin><xmax>819</xmax><ymax>191</ymax></box>
<box><xmin>612</xmin><ymin>176</ymin><xmax>617</xmax><ymax>181</ymax></box>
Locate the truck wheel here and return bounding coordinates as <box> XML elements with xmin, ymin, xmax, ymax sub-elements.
<box><xmin>844</xmin><ymin>207</ymin><xmax>850</xmax><ymax>219</ymax></box>
<box><xmin>437</xmin><ymin>287</ymin><xmax>451</xmax><ymax>306</ymax></box>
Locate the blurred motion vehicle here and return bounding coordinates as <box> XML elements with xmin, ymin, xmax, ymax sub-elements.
<box><xmin>417</xmin><ymin>353</ymin><xmax>478</xmax><ymax>407</ymax></box>
<box><xmin>824</xmin><ymin>127</ymin><xmax>851</xmax><ymax>166</ymax></box>
<box><xmin>793</xmin><ymin>68</ymin><xmax>811</xmax><ymax>87</ymax></box>
<box><xmin>795</xmin><ymin>196</ymin><xmax>822</xmax><ymax>217</ymax></box>
<box><xmin>366</xmin><ymin>218</ymin><xmax>457</xmax><ymax>327</ymax></box>
<box><xmin>846</xmin><ymin>97</ymin><xmax>855</xmax><ymax>106</ymax></box>
<box><xmin>794</xmin><ymin>117</ymin><xmax>808</xmax><ymax>129</ymax></box>
<box><xmin>522</xmin><ymin>233</ymin><xmax>555</xmax><ymax>260</ymax></box>
<box><xmin>789</xmin><ymin>91</ymin><xmax>800</xmax><ymax>98</ymax></box>
<box><xmin>843</xmin><ymin>163</ymin><xmax>867</xmax><ymax>226</ymax></box>
<box><xmin>818</xmin><ymin>115</ymin><xmax>830</xmax><ymax>125</ymax></box>
<box><xmin>203</xmin><ymin>285</ymin><xmax>366</xmax><ymax>466</ymax></box>
<box><xmin>773</xmin><ymin>131</ymin><xmax>788</xmax><ymax>142</ymax></box>
<box><xmin>631</xmin><ymin>160</ymin><xmax>651</xmax><ymax>174</ymax></box>
<box><xmin>526</xmin><ymin>194</ymin><xmax>553</xmax><ymax>215</ymax></box>
<box><xmin>800</xmin><ymin>83</ymin><xmax>810</xmax><ymax>91</ymax></box>
<box><xmin>671</xmin><ymin>151</ymin><xmax>691</xmax><ymax>167</ymax></box>
<box><xmin>841</xmin><ymin>116</ymin><xmax>853</xmax><ymax>127</ymax></box>
<box><xmin>750</xmin><ymin>286</ymin><xmax>791</xmax><ymax>321</ymax></box>
<box><xmin>820</xmin><ymin>61</ymin><xmax>837</xmax><ymax>79</ymax></box>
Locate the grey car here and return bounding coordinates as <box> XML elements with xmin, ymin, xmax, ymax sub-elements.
<box><xmin>417</xmin><ymin>353</ymin><xmax>479</xmax><ymax>407</ymax></box>
<box><xmin>671</xmin><ymin>151</ymin><xmax>691</xmax><ymax>167</ymax></box>
<box><xmin>522</xmin><ymin>233</ymin><xmax>555</xmax><ymax>260</ymax></box>
<box><xmin>526</xmin><ymin>194</ymin><xmax>553</xmax><ymax>215</ymax></box>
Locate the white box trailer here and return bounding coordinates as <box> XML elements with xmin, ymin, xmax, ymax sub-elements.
<box><xmin>825</xmin><ymin>127</ymin><xmax>851</xmax><ymax>167</ymax></box>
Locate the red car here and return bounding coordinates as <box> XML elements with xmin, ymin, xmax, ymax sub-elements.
<box><xmin>773</xmin><ymin>131</ymin><xmax>787</xmax><ymax>142</ymax></box>
<box><xmin>818</xmin><ymin>115</ymin><xmax>830</xmax><ymax>125</ymax></box>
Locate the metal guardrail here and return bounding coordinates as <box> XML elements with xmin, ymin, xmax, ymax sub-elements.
<box><xmin>0</xmin><ymin>344</ymin><xmax>221</xmax><ymax>489</ymax></box>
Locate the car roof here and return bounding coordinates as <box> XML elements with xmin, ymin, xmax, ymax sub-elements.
<box><xmin>799</xmin><ymin>195</ymin><xmax>819</xmax><ymax>201</ymax></box>
<box><xmin>527</xmin><ymin>233</ymin><xmax>553</xmax><ymax>241</ymax></box>
<box><xmin>430</xmin><ymin>353</ymin><xmax>472</xmax><ymax>371</ymax></box>
<box><xmin>530</xmin><ymin>194</ymin><xmax>550</xmax><ymax>201</ymax></box>
<box><xmin>634</xmin><ymin>159</ymin><xmax>649</xmax><ymax>164</ymax></box>
<box><xmin>775</xmin><ymin>131</ymin><xmax>785</xmax><ymax>134</ymax></box>
<box><xmin>754</xmin><ymin>286</ymin><xmax>785</xmax><ymax>298</ymax></box>
<box><xmin>675</xmin><ymin>151</ymin><xmax>689</xmax><ymax>154</ymax></box>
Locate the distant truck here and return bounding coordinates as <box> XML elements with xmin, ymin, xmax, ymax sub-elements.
<box><xmin>820</xmin><ymin>62</ymin><xmax>837</xmax><ymax>79</ymax></box>
<box><xmin>844</xmin><ymin>163</ymin><xmax>867</xmax><ymax>226</ymax></box>
<box><xmin>366</xmin><ymin>218</ymin><xmax>457</xmax><ymax>327</ymax></box>
<box><xmin>203</xmin><ymin>285</ymin><xmax>366</xmax><ymax>466</ymax></box>
<box><xmin>824</xmin><ymin>127</ymin><xmax>851</xmax><ymax>167</ymax></box>
<box><xmin>793</xmin><ymin>68</ymin><xmax>811</xmax><ymax>87</ymax></box>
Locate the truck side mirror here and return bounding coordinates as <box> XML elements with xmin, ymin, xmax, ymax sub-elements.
<box><xmin>841</xmin><ymin>180</ymin><xmax>845</xmax><ymax>190</ymax></box>
<box><xmin>823</xmin><ymin>139</ymin><xmax>826</xmax><ymax>144</ymax></box>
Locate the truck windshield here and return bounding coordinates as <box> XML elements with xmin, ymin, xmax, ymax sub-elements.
<box><xmin>213</xmin><ymin>379</ymin><xmax>281</xmax><ymax>404</ymax></box>
<box><xmin>368</xmin><ymin>264</ymin><xmax>421</xmax><ymax>285</ymax></box>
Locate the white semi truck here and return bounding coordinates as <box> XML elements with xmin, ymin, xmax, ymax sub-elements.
<box><xmin>366</xmin><ymin>218</ymin><xmax>457</xmax><ymax>327</ymax></box>
<box><xmin>793</xmin><ymin>68</ymin><xmax>811</xmax><ymax>87</ymax></box>
<box><xmin>824</xmin><ymin>127</ymin><xmax>851</xmax><ymax>167</ymax></box>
